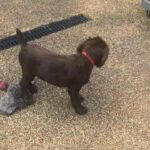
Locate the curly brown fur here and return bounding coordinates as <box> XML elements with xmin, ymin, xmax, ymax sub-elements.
<box><xmin>16</xmin><ymin>28</ymin><xmax>109</xmax><ymax>115</ymax></box>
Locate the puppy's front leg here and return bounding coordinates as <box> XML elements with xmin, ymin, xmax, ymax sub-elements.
<box><xmin>78</xmin><ymin>94</ymin><xmax>84</xmax><ymax>103</ymax></box>
<box><xmin>68</xmin><ymin>87</ymin><xmax>87</xmax><ymax>115</ymax></box>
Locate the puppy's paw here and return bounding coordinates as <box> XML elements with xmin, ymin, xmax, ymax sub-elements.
<box><xmin>26</xmin><ymin>98</ymin><xmax>35</xmax><ymax>106</ymax></box>
<box><xmin>75</xmin><ymin>105</ymin><xmax>88</xmax><ymax>115</ymax></box>
<box><xmin>29</xmin><ymin>84</ymin><xmax>38</xmax><ymax>94</ymax></box>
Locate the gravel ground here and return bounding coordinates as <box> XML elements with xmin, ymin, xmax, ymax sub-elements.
<box><xmin>0</xmin><ymin>0</ymin><xmax>150</xmax><ymax>149</ymax></box>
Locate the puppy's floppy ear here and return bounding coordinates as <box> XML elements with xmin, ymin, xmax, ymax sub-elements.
<box><xmin>77</xmin><ymin>43</ymin><xmax>84</xmax><ymax>53</ymax></box>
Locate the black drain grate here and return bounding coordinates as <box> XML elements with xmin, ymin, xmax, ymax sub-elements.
<box><xmin>0</xmin><ymin>14</ymin><xmax>91</xmax><ymax>50</ymax></box>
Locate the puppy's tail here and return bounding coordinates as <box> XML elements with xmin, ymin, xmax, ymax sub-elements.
<box><xmin>16</xmin><ymin>28</ymin><xmax>26</xmax><ymax>46</ymax></box>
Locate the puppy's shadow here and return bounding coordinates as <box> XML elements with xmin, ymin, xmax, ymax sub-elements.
<box><xmin>34</xmin><ymin>79</ymin><xmax>70</xmax><ymax>118</ymax></box>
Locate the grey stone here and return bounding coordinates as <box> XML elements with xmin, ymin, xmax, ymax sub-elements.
<box><xmin>0</xmin><ymin>83</ymin><xmax>33</xmax><ymax>115</ymax></box>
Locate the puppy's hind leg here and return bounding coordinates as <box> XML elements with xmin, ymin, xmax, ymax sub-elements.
<box><xmin>20</xmin><ymin>71</ymin><xmax>37</xmax><ymax>95</ymax></box>
<box><xmin>28</xmin><ymin>81</ymin><xmax>38</xmax><ymax>94</ymax></box>
<box><xmin>68</xmin><ymin>86</ymin><xmax>87</xmax><ymax>115</ymax></box>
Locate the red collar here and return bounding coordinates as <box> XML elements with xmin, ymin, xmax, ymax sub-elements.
<box><xmin>82</xmin><ymin>51</ymin><xmax>95</xmax><ymax>65</ymax></box>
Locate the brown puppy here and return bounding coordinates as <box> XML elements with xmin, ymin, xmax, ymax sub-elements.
<box><xmin>16</xmin><ymin>29</ymin><xmax>109</xmax><ymax>115</ymax></box>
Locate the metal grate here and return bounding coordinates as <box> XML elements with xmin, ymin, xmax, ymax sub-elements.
<box><xmin>0</xmin><ymin>14</ymin><xmax>91</xmax><ymax>50</ymax></box>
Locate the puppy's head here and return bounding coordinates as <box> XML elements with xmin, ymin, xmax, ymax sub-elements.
<box><xmin>77</xmin><ymin>37</ymin><xmax>109</xmax><ymax>67</ymax></box>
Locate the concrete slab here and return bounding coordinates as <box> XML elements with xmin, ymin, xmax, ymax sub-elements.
<box><xmin>0</xmin><ymin>0</ymin><xmax>150</xmax><ymax>149</ymax></box>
